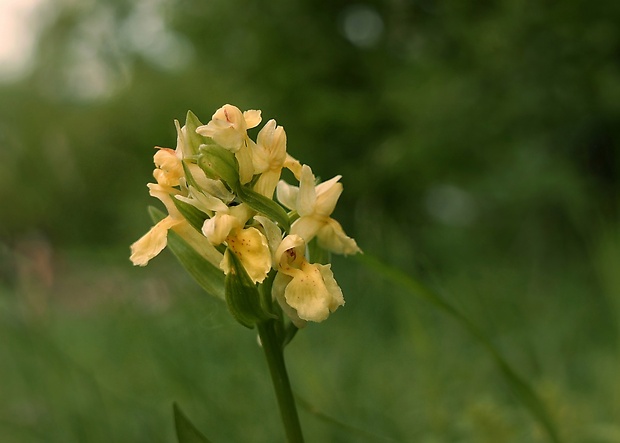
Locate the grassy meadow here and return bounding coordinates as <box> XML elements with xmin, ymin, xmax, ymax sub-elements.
<box><xmin>1</xmin><ymin>223</ymin><xmax>618</xmax><ymax>442</ymax></box>
<box><xmin>1</xmin><ymin>0</ymin><xmax>620</xmax><ymax>441</ymax></box>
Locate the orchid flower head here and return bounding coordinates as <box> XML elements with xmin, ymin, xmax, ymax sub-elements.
<box><xmin>131</xmin><ymin>104</ymin><xmax>360</xmax><ymax>327</ymax></box>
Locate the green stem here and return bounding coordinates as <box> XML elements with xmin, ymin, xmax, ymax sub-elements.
<box><xmin>257</xmin><ymin>320</ymin><xmax>305</xmax><ymax>443</ymax></box>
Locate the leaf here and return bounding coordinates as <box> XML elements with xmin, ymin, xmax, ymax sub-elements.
<box><xmin>149</xmin><ymin>207</ymin><xmax>225</xmax><ymax>299</ymax></box>
<box><xmin>295</xmin><ymin>395</ymin><xmax>399</xmax><ymax>442</ymax></box>
<box><xmin>225</xmin><ymin>250</ymin><xmax>274</xmax><ymax>328</ymax></box>
<box><xmin>356</xmin><ymin>253</ymin><xmax>563</xmax><ymax>443</ymax></box>
<box><xmin>235</xmin><ymin>184</ymin><xmax>291</xmax><ymax>232</ymax></box>
<box><xmin>173</xmin><ymin>402</ymin><xmax>213</xmax><ymax>443</ymax></box>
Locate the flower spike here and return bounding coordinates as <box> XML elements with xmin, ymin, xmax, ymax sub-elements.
<box><xmin>130</xmin><ymin>104</ymin><xmax>360</xmax><ymax>324</ymax></box>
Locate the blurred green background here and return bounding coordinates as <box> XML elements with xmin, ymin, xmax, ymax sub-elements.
<box><xmin>1</xmin><ymin>0</ymin><xmax>619</xmax><ymax>441</ymax></box>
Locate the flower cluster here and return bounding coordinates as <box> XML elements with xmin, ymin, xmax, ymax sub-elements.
<box><xmin>130</xmin><ymin>104</ymin><xmax>360</xmax><ymax>326</ymax></box>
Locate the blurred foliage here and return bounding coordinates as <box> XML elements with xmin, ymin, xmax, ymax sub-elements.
<box><xmin>1</xmin><ymin>0</ymin><xmax>620</xmax><ymax>441</ymax></box>
<box><xmin>1</xmin><ymin>0</ymin><xmax>618</xmax><ymax>257</ymax></box>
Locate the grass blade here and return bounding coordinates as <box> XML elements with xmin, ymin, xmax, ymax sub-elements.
<box><xmin>356</xmin><ymin>253</ymin><xmax>562</xmax><ymax>443</ymax></box>
<box><xmin>173</xmin><ymin>403</ymin><xmax>213</xmax><ymax>443</ymax></box>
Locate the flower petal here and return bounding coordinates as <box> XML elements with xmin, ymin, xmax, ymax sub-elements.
<box><xmin>317</xmin><ymin>218</ymin><xmax>362</xmax><ymax>255</ymax></box>
<box><xmin>202</xmin><ymin>213</ymin><xmax>240</xmax><ymax>245</ymax></box>
<box><xmin>284</xmin><ymin>154</ymin><xmax>302</xmax><ymax>180</ymax></box>
<box><xmin>297</xmin><ymin>165</ymin><xmax>317</xmax><ymax>216</ymax></box>
<box><xmin>253</xmin><ymin>169</ymin><xmax>281</xmax><ymax>198</ymax></box>
<box><xmin>236</xmin><ymin>140</ymin><xmax>255</xmax><ymax>184</ymax></box>
<box><xmin>315</xmin><ymin>177</ymin><xmax>343</xmax><ymax>217</ymax></box>
<box><xmin>283</xmin><ymin>262</ymin><xmax>344</xmax><ymax>322</ymax></box>
<box><xmin>216</xmin><ymin>104</ymin><xmax>245</xmax><ymax>128</ymax></box>
<box><xmin>315</xmin><ymin>174</ymin><xmax>342</xmax><ymax>196</ymax></box>
<box><xmin>258</xmin><ymin>120</ymin><xmax>287</xmax><ymax>163</ymax></box>
<box><xmin>196</xmin><ymin>116</ymin><xmax>231</xmax><ymax>138</ymax></box>
<box><xmin>272</xmin><ymin>271</ymin><xmax>306</xmax><ymax>328</ymax></box>
<box><xmin>196</xmin><ymin>104</ymin><xmax>248</xmax><ymax>151</ymax></box>
<box><xmin>243</xmin><ymin>109</ymin><xmax>262</xmax><ymax>129</ymax></box>
<box><xmin>276</xmin><ymin>180</ymin><xmax>299</xmax><ymax>210</ymax></box>
<box><xmin>290</xmin><ymin>215</ymin><xmax>323</xmax><ymax>244</ymax></box>
<box><xmin>254</xmin><ymin>119</ymin><xmax>284</xmax><ymax>174</ymax></box>
<box><xmin>214</xmin><ymin>128</ymin><xmax>245</xmax><ymax>152</ymax></box>
<box><xmin>317</xmin><ymin>264</ymin><xmax>345</xmax><ymax>312</ymax></box>
<box><xmin>148</xmin><ymin>183</ymin><xmax>182</xmax><ymax>219</ymax></box>
<box><xmin>223</xmin><ymin>227</ymin><xmax>272</xmax><ymax>283</ymax></box>
<box><xmin>153</xmin><ymin>148</ymin><xmax>183</xmax><ymax>187</ymax></box>
<box><xmin>252</xmin><ymin>146</ymin><xmax>271</xmax><ymax>175</ymax></box>
<box><xmin>130</xmin><ymin>216</ymin><xmax>180</xmax><ymax>266</ymax></box>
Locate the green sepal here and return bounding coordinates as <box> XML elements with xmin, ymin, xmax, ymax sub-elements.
<box><xmin>173</xmin><ymin>402</ymin><xmax>213</xmax><ymax>443</ymax></box>
<box><xmin>198</xmin><ymin>144</ymin><xmax>239</xmax><ymax>186</ymax></box>
<box><xmin>224</xmin><ymin>250</ymin><xmax>275</xmax><ymax>328</ymax></box>
<box><xmin>171</xmin><ymin>196</ymin><xmax>208</xmax><ymax>233</ymax></box>
<box><xmin>184</xmin><ymin>111</ymin><xmax>207</xmax><ymax>155</ymax></box>
<box><xmin>235</xmin><ymin>184</ymin><xmax>291</xmax><ymax>232</ymax></box>
<box><xmin>149</xmin><ymin>206</ymin><xmax>225</xmax><ymax>299</ymax></box>
<box><xmin>308</xmin><ymin>237</ymin><xmax>331</xmax><ymax>265</ymax></box>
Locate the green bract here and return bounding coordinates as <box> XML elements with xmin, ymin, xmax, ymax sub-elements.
<box><xmin>235</xmin><ymin>183</ymin><xmax>291</xmax><ymax>232</ymax></box>
<box><xmin>198</xmin><ymin>144</ymin><xmax>239</xmax><ymax>185</ymax></box>
<box><xmin>182</xmin><ymin>110</ymin><xmax>206</xmax><ymax>156</ymax></box>
<box><xmin>225</xmin><ymin>250</ymin><xmax>276</xmax><ymax>328</ymax></box>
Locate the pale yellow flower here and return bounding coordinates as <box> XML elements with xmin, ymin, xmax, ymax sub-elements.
<box><xmin>130</xmin><ymin>183</ymin><xmax>223</xmax><ymax>267</ymax></box>
<box><xmin>252</xmin><ymin>119</ymin><xmax>303</xmax><ymax>198</ymax></box>
<box><xmin>202</xmin><ymin>204</ymin><xmax>272</xmax><ymax>283</ymax></box>
<box><xmin>272</xmin><ymin>235</ymin><xmax>344</xmax><ymax>325</ymax></box>
<box><xmin>201</xmin><ymin>204</ymin><xmax>251</xmax><ymax>244</ymax></box>
<box><xmin>252</xmin><ymin>119</ymin><xmax>287</xmax><ymax>198</ymax></box>
<box><xmin>131</xmin><ymin>139</ymin><xmax>225</xmax><ymax>268</ymax></box>
<box><xmin>152</xmin><ymin>148</ymin><xmax>184</xmax><ymax>187</ymax></box>
<box><xmin>276</xmin><ymin>165</ymin><xmax>361</xmax><ymax>255</ymax></box>
<box><xmin>130</xmin><ymin>214</ymin><xmax>180</xmax><ymax>267</ymax></box>
<box><xmin>196</xmin><ymin>104</ymin><xmax>261</xmax><ymax>185</ymax></box>
<box><xmin>220</xmin><ymin>226</ymin><xmax>272</xmax><ymax>284</ymax></box>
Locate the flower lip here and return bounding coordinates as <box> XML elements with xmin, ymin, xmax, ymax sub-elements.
<box><xmin>220</xmin><ymin>226</ymin><xmax>272</xmax><ymax>284</ymax></box>
<box><xmin>272</xmin><ymin>234</ymin><xmax>345</xmax><ymax>323</ymax></box>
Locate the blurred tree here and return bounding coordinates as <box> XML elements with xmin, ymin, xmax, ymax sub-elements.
<box><xmin>0</xmin><ymin>0</ymin><xmax>618</xmax><ymax>270</ymax></box>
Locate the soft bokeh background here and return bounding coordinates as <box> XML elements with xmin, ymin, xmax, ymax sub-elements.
<box><xmin>1</xmin><ymin>0</ymin><xmax>619</xmax><ymax>441</ymax></box>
